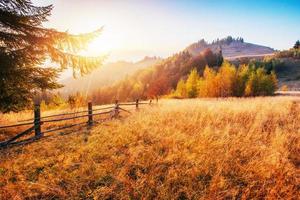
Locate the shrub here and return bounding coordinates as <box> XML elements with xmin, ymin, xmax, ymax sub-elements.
<box><xmin>68</xmin><ymin>92</ymin><xmax>86</xmax><ymax>109</ymax></box>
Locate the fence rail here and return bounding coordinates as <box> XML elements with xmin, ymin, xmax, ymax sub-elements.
<box><xmin>0</xmin><ymin>99</ymin><xmax>155</xmax><ymax>148</ymax></box>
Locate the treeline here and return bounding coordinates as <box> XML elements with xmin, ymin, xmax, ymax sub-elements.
<box><xmin>91</xmin><ymin>49</ymin><xmax>223</xmax><ymax>104</ymax></box>
<box><xmin>172</xmin><ymin>61</ymin><xmax>277</xmax><ymax>98</ymax></box>
<box><xmin>211</xmin><ymin>36</ymin><xmax>244</xmax><ymax>45</ymax></box>
<box><xmin>275</xmin><ymin>40</ymin><xmax>300</xmax><ymax>59</ymax></box>
<box><xmin>33</xmin><ymin>91</ymin><xmax>87</xmax><ymax>110</ymax></box>
<box><xmin>236</xmin><ymin>57</ymin><xmax>285</xmax><ymax>73</ymax></box>
<box><xmin>187</xmin><ymin>36</ymin><xmax>244</xmax><ymax>53</ymax></box>
<box><xmin>276</xmin><ymin>49</ymin><xmax>300</xmax><ymax>59</ymax></box>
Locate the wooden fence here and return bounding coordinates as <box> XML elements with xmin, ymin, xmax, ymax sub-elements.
<box><xmin>0</xmin><ymin>99</ymin><xmax>154</xmax><ymax>148</ymax></box>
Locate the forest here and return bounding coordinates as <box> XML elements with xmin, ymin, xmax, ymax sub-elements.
<box><xmin>23</xmin><ymin>41</ymin><xmax>300</xmax><ymax>111</ymax></box>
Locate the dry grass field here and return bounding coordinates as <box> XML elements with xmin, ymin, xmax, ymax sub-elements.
<box><xmin>0</xmin><ymin>97</ymin><xmax>299</xmax><ymax>199</ymax></box>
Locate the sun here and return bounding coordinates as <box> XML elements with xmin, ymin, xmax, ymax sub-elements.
<box><xmin>85</xmin><ymin>33</ymin><xmax>118</xmax><ymax>56</ymax></box>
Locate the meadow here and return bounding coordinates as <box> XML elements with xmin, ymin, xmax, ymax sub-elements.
<box><xmin>0</xmin><ymin>97</ymin><xmax>299</xmax><ymax>199</ymax></box>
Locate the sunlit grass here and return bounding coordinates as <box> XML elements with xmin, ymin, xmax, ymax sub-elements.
<box><xmin>0</xmin><ymin>97</ymin><xmax>299</xmax><ymax>199</ymax></box>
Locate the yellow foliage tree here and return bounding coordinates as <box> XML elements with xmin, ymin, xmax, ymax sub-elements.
<box><xmin>186</xmin><ymin>68</ymin><xmax>200</xmax><ymax>98</ymax></box>
<box><xmin>214</xmin><ymin>61</ymin><xmax>236</xmax><ymax>97</ymax></box>
<box><xmin>175</xmin><ymin>79</ymin><xmax>187</xmax><ymax>98</ymax></box>
<box><xmin>198</xmin><ymin>66</ymin><xmax>217</xmax><ymax>97</ymax></box>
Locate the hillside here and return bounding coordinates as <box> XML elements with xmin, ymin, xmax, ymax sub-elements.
<box><xmin>186</xmin><ymin>36</ymin><xmax>275</xmax><ymax>59</ymax></box>
<box><xmin>0</xmin><ymin>97</ymin><xmax>299</xmax><ymax>199</ymax></box>
<box><xmin>60</xmin><ymin>37</ymin><xmax>276</xmax><ymax>97</ymax></box>
<box><xmin>90</xmin><ymin>50</ymin><xmax>223</xmax><ymax>104</ymax></box>
<box><xmin>59</xmin><ymin>56</ymin><xmax>162</xmax><ymax>95</ymax></box>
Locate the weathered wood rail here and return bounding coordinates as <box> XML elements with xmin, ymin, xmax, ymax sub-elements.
<box><xmin>0</xmin><ymin>99</ymin><xmax>155</xmax><ymax>148</ymax></box>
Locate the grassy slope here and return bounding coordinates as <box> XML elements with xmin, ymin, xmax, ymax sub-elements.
<box><xmin>0</xmin><ymin>98</ymin><xmax>299</xmax><ymax>199</ymax></box>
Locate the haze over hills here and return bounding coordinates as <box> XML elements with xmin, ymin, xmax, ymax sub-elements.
<box><xmin>60</xmin><ymin>56</ymin><xmax>162</xmax><ymax>95</ymax></box>
<box><xmin>60</xmin><ymin>36</ymin><xmax>276</xmax><ymax>95</ymax></box>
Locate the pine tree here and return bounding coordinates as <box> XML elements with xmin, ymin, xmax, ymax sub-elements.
<box><xmin>0</xmin><ymin>0</ymin><xmax>104</xmax><ymax>112</ymax></box>
<box><xmin>294</xmin><ymin>40</ymin><xmax>300</xmax><ymax>49</ymax></box>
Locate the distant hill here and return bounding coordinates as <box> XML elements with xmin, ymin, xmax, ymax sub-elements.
<box><xmin>186</xmin><ymin>36</ymin><xmax>275</xmax><ymax>59</ymax></box>
<box><xmin>60</xmin><ymin>36</ymin><xmax>278</xmax><ymax>97</ymax></box>
<box><xmin>60</xmin><ymin>56</ymin><xmax>162</xmax><ymax>95</ymax></box>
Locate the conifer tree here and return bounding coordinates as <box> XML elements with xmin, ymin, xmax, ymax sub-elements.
<box><xmin>0</xmin><ymin>0</ymin><xmax>104</xmax><ymax>112</ymax></box>
<box><xmin>294</xmin><ymin>40</ymin><xmax>300</xmax><ymax>49</ymax></box>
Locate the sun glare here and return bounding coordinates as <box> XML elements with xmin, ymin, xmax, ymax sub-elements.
<box><xmin>85</xmin><ymin>34</ymin><xmax>117</xmax><ymax>56</ymax></box>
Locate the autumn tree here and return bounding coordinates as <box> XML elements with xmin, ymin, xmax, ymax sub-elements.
<box><xmin>198</xmin><ymin>66</ymin><xmax>217</xmax><ymax>97</ymax></box>
<box><xmin>147</xmin><ymin>77</ymin><xmax>169</xmax><ymax>99</ymax></box>
<box><xmin>68</xmin><ymin>92</ymin><xmax>86</xmax><ymax>109</ymax></box>
<box><xmin>186</xmin><ymin>68</ymin><xmax>200</xmax><ymax>98</ymax></box>
<box><xmin>175</xmin><ymin>79</ymin><xmax>187</xmax><ymax>98</ymax></box>
<box><xmin>197</xmin><ymin>63</ymin><xmax>277</xmax><ymax>98</ymax></box>
<box><xmin>201</xmin><ymin>48</ymin><xmax>223</xmax><ymax>67</ymax></box>
<box><xmin>202</xmin><ymin>48</ymin><xmax>217</xmax><ymax>67</ymax></box>
<box><xmin>214</xmin><ymin>61</ymin><xmax>236</xmax><ymax>97</ymax></box>
<box><xmin>0</xmin><ymin>0</ymin><xmax>103</xmax><ymax>112</ymax></box>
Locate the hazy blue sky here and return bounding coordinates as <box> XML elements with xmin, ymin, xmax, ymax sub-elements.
<box><xmin>33</xmin><ymin>0</ymin><xmax>300</xmax><ymax>61</ymax></box>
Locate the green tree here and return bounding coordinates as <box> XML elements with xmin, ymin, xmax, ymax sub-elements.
<box><xmin>245</xmin><ymin>68</ymin><xmax>277</xmax><ymax>96</ymax></box>
<box><xmin>186</xmin><ymin>68</ymin><xmax>200</xmax><ymax>98</ymax></box>
<box><xmin>294</xmin><ymin>40</ymin><xmax>300</xmax><ymax>49</ymax></box>
<box><xmin>0</xmin><ymin>0</ymin><xmax>103</xmax><ymax>112</ymax></box>
<box><xmin>233</xmin><ymin>65</ymin><xmax>250</xmax><ymax>97</ymax></box>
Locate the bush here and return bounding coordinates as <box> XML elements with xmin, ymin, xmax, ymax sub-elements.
<box><xmin>68</xmin><ymin>92</ymin><xmax>86</xmax><ymax>109</ymax></box>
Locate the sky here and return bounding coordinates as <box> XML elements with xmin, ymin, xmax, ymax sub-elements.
<box><xmin>32</xmin><ymin>0</ymin><xmax>300</xmax><ymax>62</ymax></box>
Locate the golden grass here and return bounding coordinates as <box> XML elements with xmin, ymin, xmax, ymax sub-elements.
<box><xmin>0</xmin><ymin>97</ymin><xmax>299</xmax><ymax>199</ymax></box>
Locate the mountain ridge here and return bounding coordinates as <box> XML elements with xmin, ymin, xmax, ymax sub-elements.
<box><xmin>60</xmin><ymin>36</ymin><xmax>275</xmax><ymax>95</ymax></box>
<box><xmin>185</xmin><ymin>36</ymin><xmax>275</xmax><ymax>59</ymax></box>
<box><xmin>59</xmin><ymin>56</ymin><xmax>162</xmax><ymax>95</ymax></box>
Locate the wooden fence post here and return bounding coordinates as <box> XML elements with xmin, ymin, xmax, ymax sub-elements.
<box><xmin>34</xmin><ymin>103</ymin><xmax>42</xmax><ymax>137</ymax></box>
<box><xmin>136</xmin><ymin>99</ymin><xmax>139</xmax><ymax>110</ymax></box>
<box><xmin>114</xmin><ymin>100</ymin><xmax>119</xmax><ymax>118</ymax></box>
<box><xmin>88</xmin><ymin>102</ymin><xmax>93</xmax><ymax>126</ymax></box>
